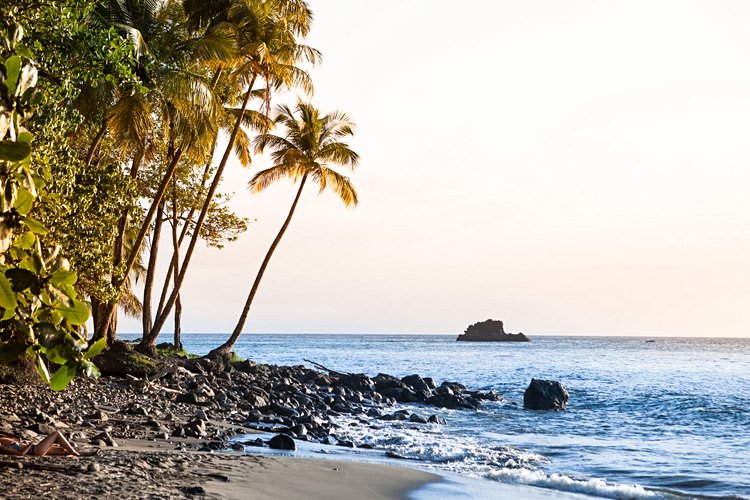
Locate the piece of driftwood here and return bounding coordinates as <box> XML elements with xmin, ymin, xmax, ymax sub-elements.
<box><xmin>302</xmin><ymin>359</ymin><xmax>351</xmax><ymax>377</ymax></box>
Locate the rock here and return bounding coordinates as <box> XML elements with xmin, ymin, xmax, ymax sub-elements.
<box><xmin>87</xmin><ymin>462</ymin><xmax>101</xmax><ymax>473</ymax></box>
<box><xmin>409</xmin><ymin>414</ymin><xmax>428</xmax><ymax>424</ymax></box>
<box><xmin>523</xmin><ymin>379</ymin><xmax>569</xmax><ymax>410</ymax></box>
<box><xmin>176</xmin><ymin>393</ymin><xmax>202</xmax><ymax>405</ymax></box>
<box><xmin>456</xmin><ymin>319</ymin><xmax>530</xmax><ymax>342</ymax></box>
<box><xmin>337</xmin><ymin>374</ymin><xmax>376</xmax><ymax>393</ymax></box>
<box><xmin>89</xmin><ymin>410</ymin><xmax>109</xmax><ymax>422</ymax></box>
<box><xmin>268</xmin><ymin>434</ymin><xmax>296</xmax><ymax>450</ymax></box>
<box><xmin>400</xmin><ymin>374</ymin><xmax>431</xmax><ymax>392</ymax></box>
<box><xmin>428</xmin><ymin>415</ymin><xmax>446</xmax><ymax>425</ymax></box>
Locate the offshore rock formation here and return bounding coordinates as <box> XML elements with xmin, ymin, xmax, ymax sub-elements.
<box><xmin>523</xmin><ymin>378</ymin><xmax>569</xmax><ymax>410</ymax></box>
<box><xmin>456</xmin><ymin>319</ymin><xmax>530</xmax><ymax>342</ymax></box>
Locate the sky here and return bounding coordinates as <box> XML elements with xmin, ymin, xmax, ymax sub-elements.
<box><xmin>120</xmin><ymin>0</ymin><xmax>750</xmax><ymax>337</ymax></box>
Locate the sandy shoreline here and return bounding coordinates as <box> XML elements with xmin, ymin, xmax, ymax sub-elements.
<box><xmin>0</xmin><ymin>437</ymin><xmax>439</xmax><ymax>499</ymax></box>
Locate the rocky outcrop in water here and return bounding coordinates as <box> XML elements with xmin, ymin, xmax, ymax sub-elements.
<box><xmin>457</xmin><ymin>319</ymin><xmax>530</xmax><ymax>342</ymax></box>
<box><xmin>523</xmin><ymin>378</ymin><xmax>569</xmax><ymax>410</ymax></box>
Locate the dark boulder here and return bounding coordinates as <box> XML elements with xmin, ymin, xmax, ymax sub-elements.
<box><xmin>401</xmin><ymin>374</ymin><xmax>430</xmax><ymax>392</ymax></box>
<box><xmin>268</xmin><ymin>434</ymin><xmax>296</xmax><ymax>450</ymax></box>
<box><xmin>457</xmin><ymin>319</ymin><xmax>530</xmax><ymax>342</ymax></box>
<box><xmin>523</xmin><ymin>379</ymin><xmax>569</xmax><ymax>410</ymax></box>
<box><xmin>337</xmin><ymin>374</ymin><xmax>376</xmax><ymax>393</ymax></box>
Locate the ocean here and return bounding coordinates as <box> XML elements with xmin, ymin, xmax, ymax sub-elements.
<box><xmin>129</xmin><ymin>333</ymin><xmax>750</xmax><ymax>499</ymax></box>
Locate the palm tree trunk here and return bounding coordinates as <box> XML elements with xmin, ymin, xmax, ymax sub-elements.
<box><xmin>85</xmin><ymin>120</ymin><xmax>107</xmax><ymax>166</ymax></box>
<box><xmin>99</xmin><ymin>147</ymin><xmax>185</xmax><ymax>342</ymax></box>
<box><xmin>148</xmin><ymin>76</ymin><xmax>257</xmax><ymax>341</ymax></box>
<box><xmin>155</xmin><ymin>153</ymin><xmax>214</xmax><ymax>320</ymax></box>
<box><xmin>171</xmin><ymin>180</ymin><xmax>183</xmax><ymax>350</ymax></box>
<box><xmin>208</xmin><ymin>174</ymin><xmax>308</xmax><ymax>359</ymax></box>
<box><xmin>141</xmin><ymin>200</ymin><xmax>165</xmax><ymax>338</ymax></box>
<box><xmin>93</xmin><ymin>151</ymin><xmax>143</xmax><ymax>343</ymax></box>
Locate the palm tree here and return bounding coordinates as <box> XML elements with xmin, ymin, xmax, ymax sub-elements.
<box><xmin>146</xmin><ymin>0</ymin><xmax>319</xmax><ymax>343</ymax></box>
<box><xmin>87</xmin><ymin>0</ymin><xmax>225</xmax><ymax>344</ymax></box>
<box><xmin>207</xmin><ymin>101</ymin><xmax>359</xmax><ymax>360</ymax></box>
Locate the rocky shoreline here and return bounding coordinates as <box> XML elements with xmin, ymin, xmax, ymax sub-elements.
<box><xmin>0</xmin><ymin>353</ymin><xmax>506</xmax><ymax>497</ymax></box>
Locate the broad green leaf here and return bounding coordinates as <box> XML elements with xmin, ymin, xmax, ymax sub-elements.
<box><xmin>16</xmin><ymin>131</ymin><xmax>33</xmax><ymax>144</ymax></box>
<box><xmin>35</xmin><ymin>354</ymin><xmax>50</xmax><ymax>384</ymax></box>
<box><xmin>4</xmin><ymin>55</ymin><xmax>22</xmax><ymax>94</ymax></box>
<box><xmin>2</xmin><ymin>307</ymin><xmax>15</xmax><ymax>320</ymax></box>
<box><xmin>49</xmin><ymin>270</ymin><xmax>77</xmax><ymax>286</ymax></box>
<box><xmin>20</xmin><ymin>216</ymin><xmax>48</xmax><ymax>235</ymax></box>
<box><xmin>47</xmin><ymin>283</ymin><xmax>73</xmax><ymax>307</ymax></box>
<box><xmin>6</xmin><ymin>267</ymin><xmax>35</xmax><ymax>292</ymax></box>
<box><xmin>81</xmin><ymin>359</ymin><xmax>100</xmax><ymax>379</ymax></box>
<box><xmin>43</xmin><ymin>343</ymin><xmax>69</xmax><ymax>365</ymax></box>
<box><xmin>14</xmin><ymin>230</ymin><xmax>35</xmax><ymax>250</ymax></box>
<box><xmin>57</xmin><ymin>299</ymin><xmax>90</xmax><ymax>325</ymax></box>
<box><xmin>13</xmin><ymin>186</ymin><xmax>34</xmax><ymax>215</ymax></box>
<box><xmin>0</xmin><ymin>342</ymin><xmax>26</xmax><ymax>361</ymax></box>
<box><xmin>0</xmin><ymin>141</ymin><xmax>30</xmax><ymax>161</ymax></box>
<box><xmin>84</xmin><ymin>338</ymin><xmax>107</xmax><ymax>360</ymax></box>
<box><xmin>0</xmin><ymin>272</ymin><xmax>17</xmax><ymax>310</ymax></box>
<box><xmin>50</xmin><ymin>363</ymin><xmax>76</xmax><ymax>391</ymax></box>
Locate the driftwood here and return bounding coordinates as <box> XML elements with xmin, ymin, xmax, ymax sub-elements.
<box><xmin>302</xmin><ymin>359</ymin><xmax>351</xmax><ymax>377</ymax></box>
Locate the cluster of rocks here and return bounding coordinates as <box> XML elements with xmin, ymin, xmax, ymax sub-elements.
<box><xmin>0</xmin><ymin>358</ymin><xmax>504</xmax><ymax>455</ymax></box>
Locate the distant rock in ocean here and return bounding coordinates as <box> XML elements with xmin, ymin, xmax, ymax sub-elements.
<box><xmin>456</xmin><ymin>319</ymin><xmax>530</xmax><ymax>342</ymax></box>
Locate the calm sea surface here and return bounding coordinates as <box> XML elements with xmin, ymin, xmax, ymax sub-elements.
<box><xmin>126</xmin><ymin>333</ymin><xmax>750</xmax><ymax>499</ymax></box>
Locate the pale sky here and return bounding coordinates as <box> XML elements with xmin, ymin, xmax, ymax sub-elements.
<box><xmin>120</xmin><ymin>1</ymin><xmax>750</xmax><ymax>337</ymax></box>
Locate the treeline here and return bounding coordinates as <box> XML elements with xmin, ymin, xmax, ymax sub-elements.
<box><xmin>0</xmin><ymin>0</ymin><xmax>359</xmax><ymax>388</ymax></box>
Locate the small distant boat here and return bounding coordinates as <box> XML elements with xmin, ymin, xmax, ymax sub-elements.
<box><xmin>645</xmin><ymin>340</ymin><xmax>656</xmax><ymax>343</ymax></box>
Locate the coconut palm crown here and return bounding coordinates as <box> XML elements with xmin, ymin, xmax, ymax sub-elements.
<box><xmin>250</xmin><ymin>101</ymin><xmax>359</xmax><ymax>205</ymax></box>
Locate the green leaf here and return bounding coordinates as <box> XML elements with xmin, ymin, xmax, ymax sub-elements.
<box><xmin>81</xmin><ymin>359</ymin><xmax>100</xmax><ymax>379</ymax></box>
<box><xmin>49</xmin><ymin>270</ymin><xmax>77</xmax><ymax>286</ymax></box>
<box><xmin>57</xmin><ymin>299</ymin><xmax>90</xmax><ymax>325</ymax></box>
<box><xmin>2</xmin><ymin>307</ymin><xmax>15</xmax><ymax>320</ymax></box>
<box><xmin>50</xmin><ymin>363</ymin><xmax>76</xmax><ymax>391</ymax></box>
<box><xmin>0</xmin><ymin>272</ymin><xmax>17</xmax><ymax>310</ymax></box>
<box><xmin>7</xmin><ymin>267</ymin><xmax>35</xmax><ymax>292</ymax></box>
<box><xmin>84</xmin><ymin>338</ymin><xmax>107</xmax><ymax>360</ymax></box>
<box><xmin>44</xmin><ymin>343</ymin><xmax>69</xmax><ymax>365</ymax></box>
<box><xmin>0</xmin><ymin>141</ymin><xmax>31</xmax><ymax>161</ymax></box>
<box><xmin>16</xmin><ymin>131</ymin><xmax>33</xmax><ymax>143</ymax></box>
<box><xmin>20</xmin><ymin>216</ymin><xmax>48</xmax><ymax>235</ymax></box>
<box><xmin>13</xmin><ymin>186</ymin><xmax>34</xmax><ymax>215</ymax></box>
<box><xmin>14</xmin><ymin>230</ymin><xmax>35</xmax><ymax>250</ymax></box>
<box><xmin>5</xmin><ymin>55</ymin><xmax>22</xmax><ymax>94</ymax></box>
<box><xmin>0</xmin><ymin>342</ymin><xmax>26</xmax><ymax>361</ymax></box>
<box><xmin>47</xmin><ymin>283</ymin><xmax>73</xmax><ymax>307</ymax></box>
<box><xmin>35</xmin><ymin>354</ymin><xmax>50</xmax><ymax>384</ymax></box>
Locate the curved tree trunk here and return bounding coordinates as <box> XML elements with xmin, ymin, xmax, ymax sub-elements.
<box><xmin>149</xmin><ymin>76</ymin><xmax>257</xmax><ymax>340</ymax></box>
<box><xmin>208</xmin><ymin>174</ymin><xmax>308</xmax><ymax>359</ymax></box>
<box><xmin>85</xmin><ymin>120</ymin><xmax>107</xmax><ymax>166</ymax></box>
<box><xmin>155</xmin><ymin>154</ymin><xmax>214</xmax><ymax>320</ymax></box>
<box><xmin>99</xmin><ymin>147</ymin><xmax>184</xmax><ymax>342</ymax></box>
<box><xmin>141</xmin><ymin>201</ymin><xmax>165</xmax><ymax>338</ymax></box>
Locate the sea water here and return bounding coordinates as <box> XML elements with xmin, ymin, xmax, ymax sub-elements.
<box><xmin>137</xmin><ymin>333</ymin><xmax>750</xmax><ymax>499</ymax></box>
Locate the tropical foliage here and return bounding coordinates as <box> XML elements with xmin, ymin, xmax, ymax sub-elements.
<box><xmin>0</xmin><ymin>0</ymin><xmax>361</xmax><ymax>385</ymax></box>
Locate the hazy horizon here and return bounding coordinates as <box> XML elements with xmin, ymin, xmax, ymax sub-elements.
<box><xmin>119</xmin><ymin>1</ymin><xmax>750</xmax><ymax>338</ymax></box>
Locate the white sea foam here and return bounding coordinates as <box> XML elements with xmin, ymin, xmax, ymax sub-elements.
<box><xmin>488</xmin><ymin>468</ymin><xmax>664</xmax><ymax>500</ymax></box>
<box><xmin>330</xmin><ymin>413</ymin><xmax>670</xmax><ymax>500</ymax></box>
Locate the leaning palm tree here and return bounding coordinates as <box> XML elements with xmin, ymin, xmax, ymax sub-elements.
<box><xmin>207</xmin><ymin>101</ymin><xmax>359</xmax><ymax>360</ymax></box>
